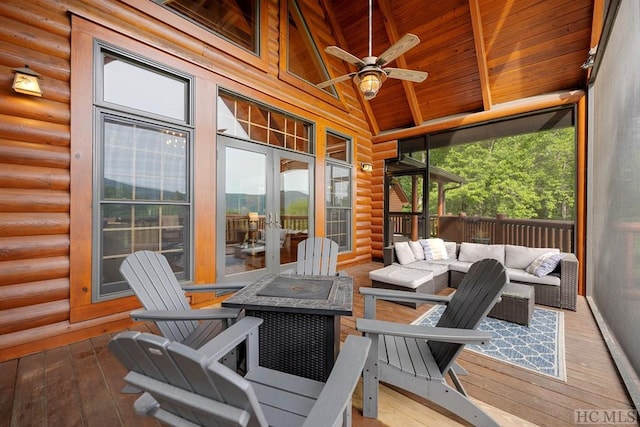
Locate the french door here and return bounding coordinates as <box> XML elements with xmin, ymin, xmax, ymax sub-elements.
<box><xmin>217</xmin><ymin>136</ymin><xmax>313</xmax><ymax>282</ymax></box>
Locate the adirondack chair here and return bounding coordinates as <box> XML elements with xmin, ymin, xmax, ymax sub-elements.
<box><xmin>120</xmin><ymin>250</ymin><xmax>248</xmax><ymax>351</ymax></box>
<box><xmin>284</xmin><ymin>237</ymin><xmax>345</xmax><ymax>276</ymax></box>
<box><xmin>109</xmin><ymin>316</ymin><xmax>371</xmax><ymax>427</ymax></box>
<box><xmin>356</xmin><ymin>258</ymin><xmax>508</xmax><ymax>427</ymax></box>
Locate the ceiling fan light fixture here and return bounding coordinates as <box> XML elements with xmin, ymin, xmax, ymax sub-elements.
<box><xmin>357</xmin><ymin>70</ymin><xmax>385</xmax><ymax>100</ymax></box>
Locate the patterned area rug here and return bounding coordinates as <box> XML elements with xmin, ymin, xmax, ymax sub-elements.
<box><xmin>413</xmin><ymin>305</ymin><xmax>566</xmax><ymax>381</ymax></box>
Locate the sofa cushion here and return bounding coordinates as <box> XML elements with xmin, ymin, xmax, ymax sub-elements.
<box><xmin>505</xmin><ymin>245</ymin><xmax>560</xmax><ymax>269</ymax></box>
<box><xmin>419</xmin><ymin>238</ymin><xmax>449</xmax><ymax>261</ymax></box>
<box><xmin>369</xmin><ymin>265</ymin><xmax>433</xmax><ymax>289</ymax></box>
<box><xmin>508</xmin><ymin>268</ymin><xmax>561</xmax><ymax>286</ymax></box>
<box><xmin>525</xmin><ymin>252</ymin><xmax>565</xmax><ymax>277</ymax></box>
<box><xmin>458</xmin><ymin>242</ymin><xmax>505</xmax><ymax>264</ymax></box>
<box><xmin>394</xmin><ymin>241</ymin><xmax>415</xmax><ymax>265</ymax></box>
<box><xmin>409</xmin><ymin>240</ymin><xmax>425</xmax><ymax>260</ymax></box>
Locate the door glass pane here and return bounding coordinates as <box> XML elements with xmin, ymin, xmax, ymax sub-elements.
<box><xmin>280</xmin><ymin>157</ymin><xmax>309</xmax><ymax>265</ymax></box>
<box><xmin>224</xmin><ymin>147</ymin><xmax>267</xmax><ymax>274</ymax></box>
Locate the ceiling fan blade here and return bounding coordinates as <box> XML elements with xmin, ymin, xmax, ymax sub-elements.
<box><xmin>317</xmin><ymin>73</ymin><xmax>356</xmax><ymax>89</ymax></box>
<box><xmin>325</xmin><ymin>46</ymin><xmax>365</xmax><ymax>67</ymax></box>
<box><xmin>376</xmin><ymin>33</ymin><xmax>420</xmax><ymax>66</ymax></box>
<box><xmin>384</xmin><ymin>67</ymin><xmax>428</xmax><ymax>83</ymax></box>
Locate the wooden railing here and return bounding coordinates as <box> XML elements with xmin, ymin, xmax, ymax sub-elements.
<box><xmin>225</xmin><ymin>214</ymin><xmax>308</xmax><ymax>243</ymax></box>
<box><xmin>439</xmin><ymin>214</ymin><xmax>574</xmax><ymax>253</ymax></box>
<box><xmin>390</xmin><ymin>213</ymin><xmax>574</xmax><ymax>253</ymax></box>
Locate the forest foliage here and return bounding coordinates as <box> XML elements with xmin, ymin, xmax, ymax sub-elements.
<box><xmin>428</xmin><ymin>128</ymin><xmax>575</xmax><ymax>220</ymax></box>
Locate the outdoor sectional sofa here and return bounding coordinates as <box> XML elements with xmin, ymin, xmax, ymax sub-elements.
<box><xmin>373</xmin><ymin>240</ymin><xmax>578</xmax><ymax>311</ymax></box>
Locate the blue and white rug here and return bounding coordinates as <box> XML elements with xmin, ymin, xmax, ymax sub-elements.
<box><xmin>413</xmin><ymin>305</ymin><xmax>566</xmax><ymax>381</ymax></box>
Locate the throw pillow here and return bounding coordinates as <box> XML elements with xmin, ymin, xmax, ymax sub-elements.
<box><xmin>444</xmin><ymin>241</ymin><xmax>457</xmax><ymax>260</ymax></box>
<box><xmin>394</xmin><ymin>241</ymin><xmax>415</xmax><ymax>265</ymax></box>
<box><xmin>420</xmin><ymin>238</ymin><xmax>449</xmax><ymax>261</ymax></box>
<box><xmin>409</xmin><ymin>241</ymin><xmax>425</xmax><ymax>260</ymax></box>
<box><xmin>526</xmin><ymin>252</ymin><xmax>565</xmax><ymax>277</ymax></box>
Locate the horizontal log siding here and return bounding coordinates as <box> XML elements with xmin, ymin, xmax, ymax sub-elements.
<box><xmin>0</xmin><ymin>0</ymin><xmax>72</xmax><ymax>356</ymax></box>
<box><xmin>0</xmin><ymin>0</ymin><xmax>373</xmax><ymax>361</ymax></box>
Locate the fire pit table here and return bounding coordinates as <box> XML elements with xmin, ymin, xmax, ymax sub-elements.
<box><xmin>222</xmin><ymin>274</ymin><xmax>353</xmax><ymax>381</ymax></box>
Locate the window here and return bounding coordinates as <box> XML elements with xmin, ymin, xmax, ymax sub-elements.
<box><xmin>153</xmin><ymin>0</ymin><xmax>260</xmax><ymax>54</ymax></box>
<box><xmin>217</xmin><ymin>90</ymin><xmax>313</xmax><ymax>153</ymax></box>
<box><xmin>286</xmin><ymin>0</ymin><xmax>335</xmax><ymax>96</ymax></box>
<box><xmin>325</xmin><ymin>132</ymin><xmax>352</xmax><ymax>252</ymax></box>
<box><xmin>94</xmin><ymin>46</ymin><xmax>193</xmax><ymax>300</ymax></box>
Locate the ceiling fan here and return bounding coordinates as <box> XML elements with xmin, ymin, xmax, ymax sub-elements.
<box><xmin>317</xmin><ymin>0</ymin><xmax>428</xmax><ymax>100</ymax></box>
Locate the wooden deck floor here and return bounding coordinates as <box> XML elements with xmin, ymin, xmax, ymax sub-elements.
<box><xmin>1</xmin><ymin>261</ymin><xmax>635</xmax><ymax>426</ymax></box>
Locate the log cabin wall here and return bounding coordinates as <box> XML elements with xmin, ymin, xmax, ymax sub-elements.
<box><xmin>0</xmin><ymin>0</ymin><xmax>373</xmax><ymax>361</ymax></box>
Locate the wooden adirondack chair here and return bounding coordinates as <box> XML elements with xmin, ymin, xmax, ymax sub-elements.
<box><xmin>120</xmin><ymin>250</ymin><xmax>248</xmax><ymax>351</ymax></box>
<box><xmin>356</xmin><ymin>258</ymin><xmax>508</xmax><ymax>427</ymax></box>
<box><xmin>286</xmin><ymin>237</ymin><xmax>344</xmax><ymax>276</ymax></box>
<box><xmin>109</xmin><ymin>316</ymin><xmax>371</xmax><ymax>427</ymax></box>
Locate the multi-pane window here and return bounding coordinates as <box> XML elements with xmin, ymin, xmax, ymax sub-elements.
<box><xmin>217</xmin><ymin>90</ymin><xmax>313</xmax><ymax>153</ymax></box>
<box><xmin>152</xmin><ymin>0</ymin><xmax>259</xmax><ymax>54</ymax></box>
<box><xmin>325</xmin><ymin>132</ymin><xmax>352</xmax><ymax>252</ymax></box>
<box><xmin>95</xmin><ymin>47</ymin><xmax>193</xmax><ymax>300</ymax></box>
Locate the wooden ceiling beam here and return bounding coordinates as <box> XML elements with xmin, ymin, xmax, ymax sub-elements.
<box><xmin>468</xmin><ymin>0</ymin><xmax>492</xmax><ymax>111</ymax></box>
<box><xmin>318</xmin><ymin>0</ymin><xmax>380</xmax><ymax>135</ymax></box>
<box><xmin>378</xmin><ymin>0</ymin><xmax>423</xmax><ymax>126</ymax></box>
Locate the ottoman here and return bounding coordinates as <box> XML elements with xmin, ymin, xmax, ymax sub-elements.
<box><xmin>488</xmin><ymin>282</ymin><xmax>535</xmax><ymax>326</ymax></box>
<box><xmin>369</xmin><ymin>265</ymin><xmax>434</xmax><ymax>308</ymax></box>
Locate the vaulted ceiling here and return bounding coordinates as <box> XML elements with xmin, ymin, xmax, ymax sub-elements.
<box><xmin>320</xmin><ymin>0</ymin><xmax>597</xmax><ymax>135</ymax></box>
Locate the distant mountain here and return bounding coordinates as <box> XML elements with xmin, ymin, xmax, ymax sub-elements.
<box><xmin>226</xmin><ymin>191</ymin><xmax>308</xmax><ymax>214</ymax></box>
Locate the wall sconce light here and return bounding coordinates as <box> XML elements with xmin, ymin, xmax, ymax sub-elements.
<box><xmin>361</xmin><ymin>162</ymin><xmax>373</xmax><ymax>172</ymax></box>
<box><xmin>12</xmin><ymin>65</ymin><xmax>42</xmax><ymax>97</ymax></box>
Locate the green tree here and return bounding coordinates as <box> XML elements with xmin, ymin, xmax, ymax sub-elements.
<box><xmin>430</xmin><ymin>127</ymin><xmax>575</xmax><ymax>220</ymax></box>
<box><xmin>286</xmin><ymin>198</ymin><xmax>309</xmax><ymax>215</ymax></box>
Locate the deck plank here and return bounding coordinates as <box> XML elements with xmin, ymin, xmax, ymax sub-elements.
<box><xmin>11</xmin><ymin>352</ymin><xmax>46</xmax><ymax>426</ymax></box>
<box><xmin>44</xmin><ymin>346</ymin><xmax>84</xmax><ymax>426</ymax></box>
<box><xmin>0</xmin><ymin>358</ymin><xmax>18</xmax><ymax>427</ymax></box>
<box><xmin>69</xmin><ymin>339</ymin><xmax>122</xmax><ymax>427</ymax></box>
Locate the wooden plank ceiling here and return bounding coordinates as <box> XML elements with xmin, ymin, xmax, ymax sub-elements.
<box><xmin>321</xmin><ymin>0</ymin><xmax>595</xmax><ymax>134</ymax></box>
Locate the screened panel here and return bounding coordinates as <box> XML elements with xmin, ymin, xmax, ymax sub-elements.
<box><xmin>588</xmin><ymin>0</ymin><xmax>640</xmax><ymax>386</ymax></box>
